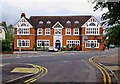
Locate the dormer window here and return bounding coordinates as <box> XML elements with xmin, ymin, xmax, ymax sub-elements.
<box><xmin>74</xmin><ymin>21</ymin><xmax>79</xmax><ymax>24</ymax></box>
<box><xmin>89</xmin><ymin>23</ymin><xmax>96</xmax><ymax>26</ymax></box>
<box><xmin>66</xmin><ymin>21</ymin><xmax>71</xmax><ymax>24</ymax></box>
<box><xmin>39</xmin><ymin>21</ymin><xmax>43</xmax><ymax>24</ymax></box>
<box><xmin>21</xmin><ymin>23</ymin><xmax>26</xmax><ymax>26</ymax></box>
<box><xmin>47</xmin><ymin>21</ymin><xmax>51</xmax><ymax>24</ymax></box>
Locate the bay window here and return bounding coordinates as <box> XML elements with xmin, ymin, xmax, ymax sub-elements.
<box><xmin>85</xmin><ymin>40</ymin><xmax>99</xmax><ymax>48</ymax></box>
<box><xmin>17</xmin><ymin>39</ymin><xmax>30</xmax><ymax>47</ymax></box>
<box><xmin>67</xmin><ymin>40</ymin><xmax>80</xmax><ymax>47</ymax></box>
<box><xmin>37</xmin><ymin>40</ymin><xmax>50</xmax><ymax>47</ymax></box>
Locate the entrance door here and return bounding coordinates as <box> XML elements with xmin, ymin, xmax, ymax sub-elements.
<box><xmin>55</xmin><ymin>40</ymin><xmax>61</xmax><ymax>50</ymax></box>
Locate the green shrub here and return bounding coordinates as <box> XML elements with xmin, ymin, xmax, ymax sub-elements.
<box><xmin>71</xmin><ymin>45</ymin><xmax>77</xmax><ymax>51</ymax></box>
<box><xmin>66</xmin><ymin>44</ymin><xmax>69</xmax><ymax>48</ymax></box>
<box><xmin>61</xmin><ymin>47</ymin><xmax>66</xmax><ymax>51</ymax></box>
<box><xmin>33</xmin><ymin>44</ymin><xmax>37</xmax><ymax>50</ymax></box>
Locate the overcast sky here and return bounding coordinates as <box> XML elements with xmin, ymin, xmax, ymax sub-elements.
<box><xmin>0</xmin><ymin>0</ymin><xmax>108</xmax><ymax>25</ymax></box>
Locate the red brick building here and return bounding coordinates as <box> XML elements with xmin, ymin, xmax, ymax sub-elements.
<box><xmin>14</xmin><ymin>13</ymin><xmax>103</xmax><ymax>51</ymax></box>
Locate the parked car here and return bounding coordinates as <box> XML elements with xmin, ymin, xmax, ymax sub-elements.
<box><xmin>48</xmin><ymin>46</ymin><xmax>58</xmax><ymax>52</ymax></box>
<box><xmin>109</xmin><ymin>44</ymin><xmax>115</xmax><ymax>48</ymax></box>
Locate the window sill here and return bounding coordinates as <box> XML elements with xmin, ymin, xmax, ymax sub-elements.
<box><xmin>17</xmin><ymin>46</ymin><xmax>30</xmax><ymax>48</ymax></box>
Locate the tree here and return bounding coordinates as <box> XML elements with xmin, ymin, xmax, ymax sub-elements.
<box><xmin>2</xmin><ymin>22</ymin><xmax>13</xmax><ymax>52</ymax></box>
<box><xmin>105</xmin><ymin>25</ymin><xmax>120</xmax><ymax>45</ymax></box>
<box><xmin>89</xmin><ymin>1</ymin><xmax>120</xmax><ymax>26</ymax></box>
<box><xmin>89</xmin><ymin>1</ymin><xmax>120</xmax><ymax>45</ymax></box>
<box><xmin>2</xmin><ymin>21</ymin><xmax>7</xmax><ymax>28</ymax></box>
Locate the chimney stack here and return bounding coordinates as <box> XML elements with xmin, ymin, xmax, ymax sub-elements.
<box><xmin>21</xmin><ymin>13</ymin><xmax>26</xmax><ymax>18</ymax></box>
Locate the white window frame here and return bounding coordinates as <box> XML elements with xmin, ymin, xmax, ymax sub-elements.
<box><xmin>17</xmin><ymin>28</ymin><xmax>30</xmax><ymax>35</ymax></box>
<box><xmin>47</xmin><ymin>21</ymin><xmax>51</xmax><ymax>24</ymax></box>
<box><xmin>54</xmin><ymin>28</ymin><xmax>62</xmax><ymax>35</ymax></box>
<box><xmin>45</xmin><ymin>28</ymin><xmax>50</xmax><ymax>35</ymax></box>
<box><xmin>17</xmin><ymin>39</ymin><xmax>30</xmax><ymax>47</ymax></box>
<box><xmin>85</xmin><ymin>27</ymin><xmax>99</xmax><ymax>35</ymax></box>
<box><xmin>66</xmin><ymin>28</ymin><xmax>71</xmax><ymax>35</ymax></box>
<box><xmin>66</xmin><ymin>40</ymin><xmax>80</xmax><ymax>47</ymax></box>
<box><xmin>66</xmin><ymin>21</ymin><xmax>71</xmax><ymax>24</ymax></box>
<box><xmin>37</xmin><ymin>40</ymin><xmax>50</xmax><ymax>47</ymax></box>
<box><xmin>74</xmin><ymin>21</ymin><xmax>79</xmax><ymax>24</ymax></box>
<box><xmin>73</xmin><ymin>28</ymin><xmax>79</xmax><ymax>35</ymax></box>
<box><xmin>39</xmin><ymin>21</ymin><xmax>43</xmax><ymax>24</ymax></box>
<box><xmin>85</xmin><ymin>40</ymin><xmax>99</xmax><ymax>48</ymax></box>
<box><xmin>37</xmin><ymin>28</ymin><xmax>43</xmax><ymax>35</ymax></box>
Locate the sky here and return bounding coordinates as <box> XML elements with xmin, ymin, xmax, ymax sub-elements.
<box><xmin>0</xmin><ymin>0</ymin><xmax>108</xmax><ymax>26</ymax></box>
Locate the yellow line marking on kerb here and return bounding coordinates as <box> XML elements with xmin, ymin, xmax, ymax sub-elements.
<box><xmin>24</xmin><ymin>65</ymin><xmax>48</xmax><ymax>84</ymax></box>
<box><xmin>11</xmin><ymin>67</ymin><xmax>37</xmax><ymax>74</ymax></box>
<box><xmin>89</xmin><ymin>57</ymin><xmax>112</xmax><ymax>84</ymax></box>
<box><xmin>89</xmin><ymin>58</ymin><xmax>107</xmax><ymax>84</ymax></box>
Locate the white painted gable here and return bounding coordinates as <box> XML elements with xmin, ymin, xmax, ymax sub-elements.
<box><xmin>52</xmin><ymin>21</ymin><xmax>64</xmax><ymax>29</ymax></box>
<box><xmin>0</xmin><ymin>26</ymin><xmax>5</xmax><ymax>40</ymax></box>
<box><xmin>82</xmin><ymin>16</ymin><xmax>101</xmax><ymax>27</ymax></box>
<box><xmin>14</xmin><ymin>17</ymin><xmax>33</xmax><ymax>28</ymax></box>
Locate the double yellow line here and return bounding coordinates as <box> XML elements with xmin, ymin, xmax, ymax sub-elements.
<box><xmin>24</xmin><ymin>64</ymin><xmax>48</xmax><ymax>84</ymax></box>
<box><xmin>89</xmin><ymin>57</ymin><xmax>112</xmax><ymax>84</ymax></box>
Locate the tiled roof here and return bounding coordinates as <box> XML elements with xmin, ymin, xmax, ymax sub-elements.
<box><xmin>29</xmin><ymin>16</ymin><xmax>91</xmax><ymax>28</ymax></box>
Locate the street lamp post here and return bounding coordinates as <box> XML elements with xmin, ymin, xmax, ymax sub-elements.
<box><xmin>18</xmin><ymin>29</ymin><xmax>21</xmax><ymax>55</ymax></box>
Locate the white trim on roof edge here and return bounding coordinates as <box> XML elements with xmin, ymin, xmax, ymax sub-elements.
<box><xmin>81</xmin><ymin>16</ymin><xmax>101</xmax><ymax>27</ymax></box>
<box><xmin>14</xmin><ymin>17</ymin><xmax>33</xmax><ymax>28</ymax></box>
<box><xmin>52</xmin><ymin>21</ymin><xmax>64</xmax><ymax>29</ymax></box>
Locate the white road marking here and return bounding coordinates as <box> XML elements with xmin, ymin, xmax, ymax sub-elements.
<box><xmin>15</xmin><ymin>57</ymin><xmax>21</xmax><ymax>58</ymax></box>
<box><xmin>81</xmin><ymin>59</ymin><xmax>85</xmax><ymax>62</ymax></box>
<box><xmin>0</xmin><ymin>64</ymin><xmax>4</xmax><ymax>67</ymax></box>
<box><xmin>62</xmin><ymin>61</ymin><xmax>69</xmax><ymax>63</ymax></box>
<box><xmin>102</xmin><ymin>55</ymin><xmax>106</xmax><ymax>56</ymax></box>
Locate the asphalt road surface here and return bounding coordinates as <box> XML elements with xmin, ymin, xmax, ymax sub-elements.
<box><xmin>1</xmin><ymin>48</ymin><xmax>118</xmax><ymax>83</ymax></box>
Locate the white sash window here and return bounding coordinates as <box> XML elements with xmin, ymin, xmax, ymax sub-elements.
<box><xmin>67</xmin><ymin>40</ymin><xmax>80</xmax><ymax>47</ymax></box>
<box><xmin>17</xmin><ymin>28</ymin><xmax>30</xmax><ymax>35</ymax></box>
<box><xmin>45</xmin><ymin>28</ymin><xmax>50</xmax><ymax>35</ymax></box>
<box><xmin>54</xmin><ymin>29</ymin><xmax>62</xmax><ymax>35</ymax></box>
<box><xmin>85</xmin><ymin>28</ymin><xmax>99</xmax><ymax>35</ymax></box>
<box><xmin>37</xmin><ymin>40</ymin><xmax>50</xmax><ymax>47</ymax></box>
<box><xmin>73</xmin><ymin>28</ymin><xmax>79</xmax><ymax>35</ymax></box>
<box><xmin>17</xmin><ymin>39</ymin><xmax>30</xmax><ymax>47</ymax></box>
<box><xmin>37</xmin><ymin>28</ymin><xmax>43</xmax><ymax>35</ymax></box>
<box><xmin>66</xmin><ymin>28</ymin><xmax>71</xmax><ymax>35</ymax></box>
<box><xmin>85</xmin><ymin>40</ymin><xmax>99</xmax><ymax>48</ymax></box>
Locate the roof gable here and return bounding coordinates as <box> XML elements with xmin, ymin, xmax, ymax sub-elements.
<box><xmin>52</xmin><ymin>21</ymin><xmax>64</xmax><ymax>28</ymax></box>
<box><xmin>82</xmin><ymin>16</ymin><xmax>101</xmax><ymax>27</ymax></box>
<box><xmin>14</xmin><ymin>17</ymin><xmax>33</xmax><ymax>28</ymax></box>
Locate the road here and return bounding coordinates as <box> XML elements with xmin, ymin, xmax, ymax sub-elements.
<box><xmin>1</xmin><ymin>48</ymin><xmax>118</xmax><ymax>83</ymax></box>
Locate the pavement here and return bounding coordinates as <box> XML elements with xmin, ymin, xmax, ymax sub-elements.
<box><xmin>95</xmin><ymin>54</ymin><xmax>120</xmax><ymax>84</ymax></box>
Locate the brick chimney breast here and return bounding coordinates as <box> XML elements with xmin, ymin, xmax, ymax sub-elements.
<box><xmin>21</xmin><ymin>13</ymin><xmax>26</xmax><ymax>18</ymax></box>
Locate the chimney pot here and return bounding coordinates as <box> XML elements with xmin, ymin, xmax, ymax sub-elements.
<box><xmin>21</xmin><ymin>13</ymin><xmax>26</xmax><ymax>18</ymax></box>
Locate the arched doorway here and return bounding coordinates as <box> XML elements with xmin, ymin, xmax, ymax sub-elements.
<box><xmin>55</xmin><ymin>40</ymin><xmax>61</xmax><ymax>50</ymax></box>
